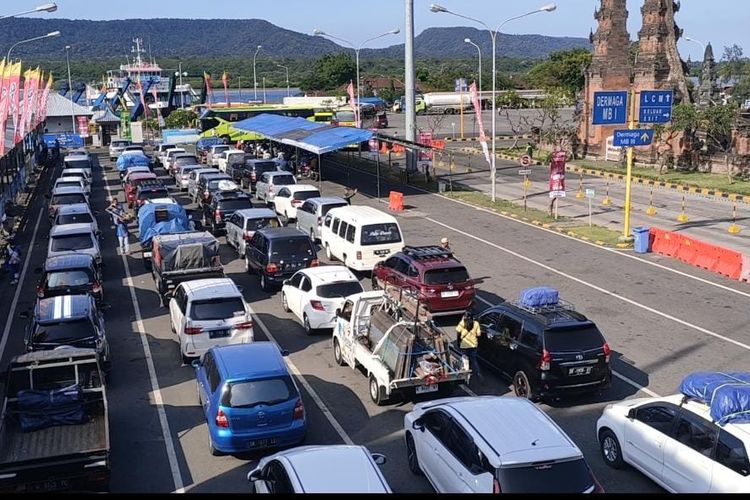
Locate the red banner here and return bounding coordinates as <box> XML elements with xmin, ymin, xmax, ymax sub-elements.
<box><xmin>470</xmin><ymin>81</ymin><xmax>491</xmax><ymax>166</ymax></box>
<box><xmin>8</xmin><ymin>62</ymin><xmax>23</xmax><ymax>147</ymax></box>
<box><xmin>418</xmin><ymin>131</ymin><xmax>433</xmax><ymax>162</ymax></box>
<box><xmin>204</xmin><ymin>72</ymin><xmax>213</xmax><ymax>109</ymax></box>
<box><xmin>549</xmin><ymin>150</ymin><xmax>567</xmax><ymax>196</ymax></box>
<box><xmin>346</xmin><ymin>80</ymin><xmax>357</xmax><ymax>127</ymax></box>
<box><xmin>18</xmin><ymin>68</ymin><xmax>38</xmax><ymax>140</ymax></box>
<box><xmin>39</xmin><ymin>74</ymin><xmax>53</xmax><ymax>124</ymax></box>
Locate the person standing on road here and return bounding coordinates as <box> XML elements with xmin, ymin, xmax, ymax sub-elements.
<box><xmin>116</xmin><ymin>214</ymin><xmax>130</xmax><ymax>255</ymax></box>
<box><xmin>456</xmin><ymin>311</ymin><xmax>482</xmax><ymax>381</ymax></box>
<box><xmin>343</xmin><ymin>187</ymin><xmax>358</xmax><ymax>205</ymax></box>
<box><xmin>7</xmin><ymin>242</ymin><xmax>21</xmax><ymax>285</ymax></box>
<box><xmin>109</xmin><ymin>198</ymin><xmax>122</xmax><ymax>226</ymax></box>
<box><xmin>440</xmin><ymin>237</ymin><xmax>451</xmax><ymax>251</ymax></box>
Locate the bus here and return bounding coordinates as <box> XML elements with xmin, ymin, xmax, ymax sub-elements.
<box><xmin>332</xmin><ymin>105</ymin><xmax>377</xmax><ymax>129</ymax></box>
<box><xmin>196</xmin><ymin>103</ymin><xmax>319</xmax><ymax>142</ymax></box>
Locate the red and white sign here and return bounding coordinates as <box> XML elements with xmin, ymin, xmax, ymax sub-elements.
<box><xmin>549</xmin><ymin>150</ymin><xmax>566</xmax><ymax>198</ymax></box>
<box><xmin>418</xmin><ymin>131</ymin><xmax>433</xmax><ymax>162</ymax></box>
<box><xmin>77</xmin><ymin>116</ymin><xmax>89</xmax><ymax>137</ymax></box>
<box><xmin>520</xmin><ymin>154</ymin><xmax>532</xmax><ymax>167</ymax></box>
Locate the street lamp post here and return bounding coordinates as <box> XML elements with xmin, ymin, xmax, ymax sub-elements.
<box><xmin>262</xmin><ymin>77</ymin><xmax>266</xmax><ymax>104</ymax></box>
<box><xmin>0</xmin><ymin>2</ymin><xmax>57</xmax><ymax>20</ymax></box>
<box><xmin>464</xmin><ymin>38</ymin><xmax>482</xmax><ymax>96</ymax></box>
<box><xmin>276</xmin><ymin>64</ymin><xmax>290</xmax><ymax>97</ymax></box>
<box><xmin>65</xmin><ymin>45</ymin><xmax>75</xmax><ymax>133</ymax></box>
<box><xmin>313</xmin><ymin>28</ymin><xmax>400</xmax><ymax>128</ymax></box>
<box><xmin>253</xmin><ymin>45</ymin><xmax>262</xmax><ymax>101</ymax></box>
<box><xmin>431</xmin><ymin>3</ymin><xmax>556</xmax><ymax>202</ymax></box>
<box><xmin>174</xmin><ymin>62</ymin><xmax>188</xmax><ymax>108</ymax></box>
<box><xmin>7</xmin><ymin>30</ymin><xmax>60</xmax><ymax>62</ymax></box>
<box><xmin>684</xmin><ymin>36</ymin><xmax>706</xmax><ymax>57</ymax></box>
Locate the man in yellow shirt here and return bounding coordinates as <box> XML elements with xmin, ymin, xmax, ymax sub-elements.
<box><xmin>456</xmin><ymin>311</ymin><xmax>482</xmax><ymax>380</ymax></box>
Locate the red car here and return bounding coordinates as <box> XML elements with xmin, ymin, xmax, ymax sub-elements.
<box><xmin>124</xmin><ymin>172</ymin><xmax>158</xmax><ymax>208</ymax></box>
<box><xmin>372</xmin><ymin>245</ymin><xmax>475</xmax><ymax>315</ymax></box>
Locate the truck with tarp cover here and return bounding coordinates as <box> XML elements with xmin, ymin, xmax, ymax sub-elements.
<box><xmin>116</xmin><ymin>153</ymin><xmax>151</xmax><ymax>178</ymax></box>
<box><xmin>0</xmin><ymin>348</ymin><xmax>110</xmax><ymax>493</ymax></box>
<box><xmin>332</xmin><ymin>285</ymin><xmax>470</xmax><ymax>406</ymax></box>
<box><xmin>151</xmin><ymin>231</ymin><xmax>224</xmax><ymax>306</ymax></box>
<box><xmin>137</xmin><ymin>202</ymin><xmax>193</xmax><ymax>269</ymax></box>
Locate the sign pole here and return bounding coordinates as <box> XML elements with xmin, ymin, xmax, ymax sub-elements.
<box><xmin>523</xmin><ymin>174</ymin><xmax>528</xmax><ymax>212</ymax></box>
<box><xmin>376</xmin><ymin>149</ymin><xmax>381</xmax><ymax>202</ymax></box>
<box><xmin>589</xmin><ymin>196</ymin><xmax>593</xmax><ymax>228</ymax></box>
<box><xmin>621</xmin><ymin>88</ymin><xmax>637</xmax><ymax>243</ymax></box>
<box><xmin>459</xmin><ymin>84</ymin><xmax>465</xmax><ymax>139</ymax></box>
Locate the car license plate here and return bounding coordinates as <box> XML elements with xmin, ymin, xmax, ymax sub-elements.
<box><xmin>208</xmin><ymin>329</ymin><xmax>230</xmax><ymax>339</ymax></box>
<box><xmin>441</xmin><ymin>291</ymin><xmax>460</xmax><ymax>298</ymax></box>
<box><xmin>249</xmin><ymin>437</ymin><xmax>278</xmax><ymax>448</ymax></box>
<box><xmin>143</xmin><ymin>251</ymin><xmax>152</xmax><ymax>258</ymax></box>
<box><xmin>374</xmin><ymin>249</ymin><xmax>391</xmax><ymax>256</ymax></box>
<box><xmin>415</xmin><ymin>384</ymin><xmax>439</xmax><ymax>394</ymax></box>
<box><xmin>27</xmin><ymin>479</ymin><xmax>70</xmax><ymax>492</ymax></box>
<box><xmin>568</xmin><ymin>366</ymin><xmax>592</xmax><ymax>376</ymax></box>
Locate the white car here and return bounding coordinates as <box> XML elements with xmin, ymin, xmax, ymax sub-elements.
<box><xmin>60</xmin><ymin>168</ymin><xmax>91</xmax><ymax>188</ymax></box>
<box><xmin>247</xmin><ymin>445</ymin><xmax>391</xmax><ymax>493</ymax></box>
<box><xmin>255</xmin><ymin>171</ymin><xmax>297</xmax><ymax>205</ymax></box>
<box><xmin>597</xmin><ymin>393</ymin><xmax>750</xmax><ymax>493</ymax></box>
<box><xmin>404</xmin><ymin>396</ymin><xmax>602</xmax><ymax>493</ymax></box>
<box><xmin>109</xmin><ymin>139</ymin><xmax>131</xmax><ymax>160</ymax></box>
<box><xmin>216</xmin><ymin>149</ymin><xmax>245</xmax><ymax>173</ymax></box>
<box><xmin>155</xmin><ymin>143</ymin><xmax>177</xmax><ymax>166</ymax></box>
<box><xmin>225</xmin><ymin>208</ymin><xmax>282</xmax><ymax>258</ymax></box>
<box><xmin>163</xmin><ymin>148</ymin><xmax>187</xmax><ymax>172</ymax></box>
<box><xmin>48</xmin><ymin>223</ymin><xmax>102</xmax><ymax>269</ymax></box>
<box><xmin>175</xmin><ymin>164</ymin><xmax>201</xmax><ymax>190</ymax></box>
<box><xmin>273</xmin><ymin>185</ymin><xmax>321</xmax><ymax>223</ymax></box>
<box><xmin>281</xmin><ymin>266</ymin><xmax>363</xmax><ymax>334</ymax></box>
<box><xmin>207</xmin><ymin>144</ymin><xmax>231</xmax><ymax>166</ymax></box>
<box><xmin>53</xmin><ymin>177</ymin><xmax>89</xmax><ymax>195</ymax></box>
<box><xmin>169</xmin><ymin>278</ymin><xmax>254</xmax><ymax>363</ymax></box>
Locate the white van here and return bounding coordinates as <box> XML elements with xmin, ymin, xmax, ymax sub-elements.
<box><xmin>321</xmin><ymin>206</ymin><xmax>404</xmax><ymax>272</ymax></box>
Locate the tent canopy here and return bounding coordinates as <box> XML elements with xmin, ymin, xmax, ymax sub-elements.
<box><xmin>232</xmin><ymin>113</ymin><xmax>373</xmax><ymax>155</ymax></box>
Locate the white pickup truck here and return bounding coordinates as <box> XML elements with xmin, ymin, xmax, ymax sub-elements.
<box><xmin>332</xmin><ymin>290</ymin><xmax>470</xmax><ymax>405</ymax></box>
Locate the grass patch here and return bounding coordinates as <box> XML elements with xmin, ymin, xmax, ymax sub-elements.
<box><xmin>566</xmin><ymin>225</ymin><xmax>624</xmax><ymax>246</ymax></box>
<box><xmin>445</xmin><ymin>191</ymin><xmax>559</xmax><ymax>225</ymax></box>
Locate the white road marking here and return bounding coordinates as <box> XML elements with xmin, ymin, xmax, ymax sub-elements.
<box><xmin>248</xmin><ymin>308</ymin><xmax>355</xmax><ymax>446</ymax></box>
<box><xmin>0</xmin><ymin>208</ymin><xmax>43</xmax><ymax>359</ymax></box>
<box><xmin>103</xmin><ymin>162</ymin><xmax>185</xmax><ymax>494</ymax></box>
<box><xmin>432</xmin><ymin>217</ymin><xmax>750</xmax><ymax>352</ymax></box>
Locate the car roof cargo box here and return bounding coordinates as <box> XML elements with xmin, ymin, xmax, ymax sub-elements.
<box><xmin>152</xmin><ymin>231</ymin><xmax>221</xmax><ymax>272</ymax></box>
<box><xmin>680</xmin><ymin>372</ymin><xmax>750</xmax><ymax>424</ymax></box>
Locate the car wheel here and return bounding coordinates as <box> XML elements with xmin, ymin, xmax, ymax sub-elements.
<box><xmin>405</xmin><ymin>433</ymin><xmax>423</xmax><ymax>476</ymax></box>
<box><xmin>371</xmin><ymin>275</ymin><xmax>380</xmax><ymax>290</ymax></box>
<box><xmin>333</xmin><ymin>339</ymin><xmax>344</xmax><ymax>366</ymax></box>
<box><xmin>260</xmin><ymin>273</ymin><xmax>270</xmax><ymax>292</ymax></box>
<box><xmin>310</xmin><ymin>228</ymin><xmax>316</xmax><ymax>242</ymax></box>
<box><xmin>283</xmin><ymin>211</ymin><xmax>290</xmax><ymax>226</ymax></box>
<box><xmin>303</xmin><ymin>315</ymin><xmax>314</xmax><ymax>336</ymax></box>
<box><xmin>239</xmin><ymin>242</ymin><xmax>246</xmax><ymax>259</ymax></box>
<box><xmin>244</xmin><ymin>257</ymin><xmax>251</xmax><ymax>274</ymax></box>
<box><xmin>325</xmin><ymin>244</ymin><xmax>334</xmax><ymax>261</ymax></box>
<box><xmin>600</xmin><ymin>429</ymin><xmax>625</xmax><ymax>469</ymax></box>
<box><xmin>295</xmin><ymin>220</ymin><xmax>300</xmax><ymax>230</ymax></box>
<box><xmin>281</xmin><ymin>292</ymin><xmax>290</xmax><ymax>313</ymax></box>
<box><xmin>512</xmin><ymin>370</ymin><xmax>536</xmax><ymax>401</ymax></box>
<box><xmin>369</xmin><ymin>374</ymin><xmax>387</xmax><ymax>406</ymax></box>
<box><xmin>208</xmin><ymin>433</ymin><xmax>221</xmax><ymax>456</ymax></box>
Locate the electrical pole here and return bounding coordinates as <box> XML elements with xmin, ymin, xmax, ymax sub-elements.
<box><xmin>404</xmin><ymin>0</ymin><xmax>416</xmax><ymax>173</ymax></box>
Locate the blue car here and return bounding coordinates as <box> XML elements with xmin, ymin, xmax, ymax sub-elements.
<box><xmin>194</xmin><ymin>342</ymin><xmax>306</xmax><ymax>456</ymax></box>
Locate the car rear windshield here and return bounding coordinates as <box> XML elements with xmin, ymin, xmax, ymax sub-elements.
<box><xmin>189</xmin><ymin>297</ymin><xmax>245</xmax><ymax>320</ymax></box>
<box><xmin>46</xmin><ymin>270</ymin><xmax>93</xmax><ymax>288</ymax></box>
<box><xmin>245</xmin><ymin>217</ymin><xmax>281</xmax><ymax>231</ymax></box>
<box><xmin>208</xmin><ymin>179</ymin><xmax>234</xmax><ymax>190</ymax></box>
<box><xmin>218</xmin><ymin>198</ymin><xmax>253</xmax><ymax>211</ymax></box>
<box><xmin>64</xmin><ymin>159</ymin><xmax>90</xmax><ymax>169</ymax></box>
<box><xmin>248</xmin><ymin>161</ymin><xmax>277</xmax><ymax>173</ymax></box>
<box><xmin>321</xmin><ymin>202</ymin><xmax>347</xmax><ymax>216</ymax></box>
<box><xmin>139</xmin><ymin>189</ymin><xmax>169</xmax><ymax>200</ymax></box>
<box><xmin>360</xmin><ymin>223</ymin><xmax>402</xmax><ymax>246</ymax></box>
<box><xmin>51</xmin><ymin>194</ymin><xmax>87</xmax><ymax>205</ymax></box>
<box><xmin>112</xmin><ymin>141</ymin><xmax>130</xmax><ymax>147</ymax></box>
<box><xmin>543</xmin><ymin>325</ymin><xmax>605</xmax><ymax>352</ymax></box>
<box><xmin>56</xmin><ymin>181</ymin><xmax>81</xmax><ymax>189</ymax></box>
<box><xmin>496</xmin><ymin>458</ymin><xmax>594</xmax><ymax>493</ymax></box>
<box><xmin>272</xmin><ymin>175</ymin><xmax>295</xmax><ymax>185</ymax></box>
<box><xmin>270</xmin><ymin>238</ymin><xmax>315</xmax><ymax>258</ymax></box>
<box><xmin>174</xmin><ymin>156</ymin><xmax>198</xmax><ymax>165</ymax></box>
<box><xmin>33</xmin><ymin>319</ymin><xmax>97</xmax><ymax>344</ymax></box>
<box><xmin>221</xmin><ymin>376</ymin><xmax>296</xmax><ymax>408</ymax></box>
<box><xmin>316</xmin><ymin>281</ymin><xmax>364</xmax><ymax>299</ymax></box>
<box><xmin>56</xmin><ymin>212</ymin><xmax>93</xmax><ymax>225</ymax></box>
<box><xmin>293</xmin><ymin>190</ymin><xmax>321</xmax><ymax>201</ymax></box>
<box><xmin>423</xmin><ymin>266</ymin><xmax>471</xmax><ymax>285</ymax></box>
<box><xmin>51</xmin><ymin>234</ymin><xmax>94</xmax><ymax>252</ymax></box>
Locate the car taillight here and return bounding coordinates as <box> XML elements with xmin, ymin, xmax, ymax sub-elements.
<box><xmin>215</xmin><ymin>210</ymin><xmax>222</xmax><ymax>223</ymax></box>
<box><xmin>602</xmin><ymin>342</ymin><xmax>611</xmax><ymax>363</ymax></box>
<box><xmin>293</xmin><ymin>399</ymin><xmax>304</xmax><ymax>420</ymax></box>
<box><xmin>184</xmin><ymin>325</ymin><xmax>203</xmax><ymax>335</ymax></box>
<box><xmin>538</xmin><ymin>349</ymin><xmax>551</xmax><ymax>371</ymax></box>
<box><xmin>291</xmin><ymin>199</ymin><xmax>302</xmax><ymax>206</ymax></box>
<box><xmin>356</xmin><ymin>251</ymin><xmax>362</xmax><ymax>260</ymax></box>
<box><xmin>266</xmin><ymin>263</ymin><xmax>279</xmax><ymax>273</ymax></box>
<box><xmin>310</xmin><ymin>259</ymin><xmax>319</xmax><ymax>267</ymax></box>
<box><xmin>268</xmin><ymin>185</ymin><xmax>274</xmax><ymax>194</ymax></box>
<box><xmin>91</xmin><ymin>282</ymin><xmax>102</xmax><ymax>294</ymax></box>
<box><xmin>310</xmin><ymin>300</ymin><xmax>325</xmax><ymax>311</ymax></box>
<box><xmin>493</xmin><ymin>479</ymin><xmax>501</xmax><ymax>494</ymax></box>
<box><xmin>243</xmin><ymin>231</ymin><xmax>253</xmax><ymax>241</ymax></box>
<box><xmin>36</xmin><ymin>286</ymin><xmax>45</xmax><ymax>298</ymax></box>
<box><xmin>215</xmin><ymin>409</ymin><xmax>229</xmax><ymax>428</ymax></box>
<box><xmin>317</xmin><ymin>216</ymin><xmax>322</xmax><ymax>226</ymax></box>
<box><xmin>420</xmin><ymin>285</ymin><xmax>437</xmax><ymax>295</ymax></box>
<box><xmin>235</xmin><ymin>321</ymin><xmax>253</xmax><ymax>330</ymax></box>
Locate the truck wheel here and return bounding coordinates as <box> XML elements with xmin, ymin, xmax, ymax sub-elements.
<box><xmin>325</xmin><ymin>244</ymin><xmax>334</xmax><ymax>262</ymax></box>
<box><xmin>371</xmin><ymin>275</ymin><xmax>380</xmax><ymax>290</ymax></box>
<box><xmin>333</xmin><ymin>339</ymin><xmax>344</xmax><ymax>366</ymax></box>
<box><xmin>369</xmin><ymin>374</ymin><xmax>387</xmax><ymax>406</ymax></box>
<box><xmin>405</xmin><ymin>433</ymin><xmax>423</xmax><ymax>476</ymax></box>
<box><xmin>512</xmin><ymin>370</ymin><xmax>537</xmax><ymax>401</ymax></box>
<box><xmin>281</xmin><ymin>292</ymin><xmax>290</xmax><ymax>312</ymax></box>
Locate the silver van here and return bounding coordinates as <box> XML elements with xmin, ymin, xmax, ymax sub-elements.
<box><xmin>295</xmin><ymin>196</ymin><xmax>348</xmax><ymax>242</ymax></box>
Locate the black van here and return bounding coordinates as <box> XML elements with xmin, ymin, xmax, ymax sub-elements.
<box><xmin>476</xmin><ymin>289</ymin><xmax>611</xmax><ymax>401</ymax></box>
<box><xmin>38</xmin><ymin>254</ymin><xmax>103</xmax><ymax>304</ymax></box>
<box><xmin>244</xmin><ymin>227</ymin><xmax>318</xmax><ymax>292</ymax></box>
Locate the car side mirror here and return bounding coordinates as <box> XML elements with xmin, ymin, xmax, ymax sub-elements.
<box><xmin>371</xmin><ymin>453</ymin><xmax>387</xmax><ymax>466</ymax></box>
<box><xmin>191</xmin><ymin>359</ymin><xmax>201</xmax><ymax>369</ymax></box>
<box><xmin>282</xmin><ymin>279</ymin><xmax>290</xmax><ymax>286</ymax></box>
<box><xmin>280</xmin><ymin>349</ymin><xmax>290</xmax><ymax>357</ymax></box>
<box><xmin>627</xmin><ymin>408</ymin><xmax>636</xmax><ymax>420</ymax></box>
<box><xmin>247</xmin><ymin>469</ymin><xmax>262</xmax><ymax>482</ymax></box>
<box><xmin>335</xmin><ymin>308</ymin><xmax>342</xmax><ymax>317</ymax></box>
<box><xmin>412</xmin><ymin>418</ymin><xmax>425</xmax><ymax>432</ymax></box>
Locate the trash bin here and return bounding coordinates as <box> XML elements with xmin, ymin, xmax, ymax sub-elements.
<box><xmin>632</xmin><ymin>226</ymin><xmax>650</xmax><ymax>254</ymax></box>
<box><xmin>438</xmin><ymin>181</ymin><xmax>446</xmax><ymax>193</ymax></box>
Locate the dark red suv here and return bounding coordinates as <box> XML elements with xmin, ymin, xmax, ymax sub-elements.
<box><xmin>371</xmin><ymin>246</ymin><xmax>475</xmax><ymax>315</ymax></box>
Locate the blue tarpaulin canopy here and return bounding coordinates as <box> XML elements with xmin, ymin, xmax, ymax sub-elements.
<box><xmin>137</xmin><ymin>203</ymin><xmax>191</xmax><ymax>247</ymax></box>
<box><xmin>117</xmin><ymin>153</ymin><xmax>150</xmax><ymax>172</ymax></box>
<box><xmin>232</xmin><ymin>113</ymin><xmax>373</xmax><ymax>155</ymax></box>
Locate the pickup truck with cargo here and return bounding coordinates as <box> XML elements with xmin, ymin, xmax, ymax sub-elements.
<box><xmin>0</xmin><ymin>348</ymin><xmax>110</xmax><ymax>493</ymax></box>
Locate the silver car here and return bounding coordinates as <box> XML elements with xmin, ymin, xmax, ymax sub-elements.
<box><xmin>255</xmin><ymin>171</ymin><xmax>296</xmax><ymax>205</ymax></box>
<box><xmin>295</xmin><ymin>197</ymin><xmax>348</xmax><ymax>242</ymax></box>
<box><xmin>48</xmin><ymin>223</ymin><xmax>102</xmax><ymax>268</ymax></box>
<box><xmin>225</xmin><ymin>208</ymin><xmax>282</xmax><ymax>257</ymax></box>
<box><xmin>109</xmin><ymin>139</ymin><xmax>131</xmax><ymax>161</ymax></box>
<box><xmin>187</xmin><ymin>168</ymin><xmax>219</xmax><ymax>201</ymax></box>
<box><xmin>53</xmin><ymin>203</ymin><xmax>100</xmax><ymax>238</ymax></box>
<box><xmin>175</xmin><ymin>164</ymin><xmax>202</xmax><ymax>191</ymax></box>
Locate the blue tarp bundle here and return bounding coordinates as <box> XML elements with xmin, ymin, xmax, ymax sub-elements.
<box><xmin>518</xmin><ymin>287</ymin><xmax>559</xmax><ymax>308</ymax></box>
<box><xmin>680</xmin><ymin>372</ymin><xmax>750</xmax><ymax>424</ymax></box>
<box><xmin>116</xmin><ymin>153</ymin><xmax>150</xmax><ymax>172</ymax></box>
<box><xmin>17</xmin><ymin>384</ymin><xmax>88</xmax><ymax>432</ymax></box>
<box><xmin>138</xmin><ymin>203</ymin><xmax>190</xmax><ymax>247</ymax></box>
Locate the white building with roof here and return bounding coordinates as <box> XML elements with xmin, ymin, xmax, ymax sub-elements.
<box><xmin>43</xmin><ymin>93</ymin><xmax>93</xmax><ymax>135</ymax></box>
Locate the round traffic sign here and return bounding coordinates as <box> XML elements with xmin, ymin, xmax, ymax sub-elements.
<box><xmin>520</xmin><ymin>154</ymin><xmax>532</xmax><ymax>167</ymax></box>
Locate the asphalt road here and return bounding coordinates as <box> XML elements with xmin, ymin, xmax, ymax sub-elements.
<box><xmin>2</xmin><ymin>146</ymin><xmax>748</xmax><ymax>493</ymax></box>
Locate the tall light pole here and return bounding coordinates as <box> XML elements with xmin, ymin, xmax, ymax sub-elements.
<box><xmin>405</xmin><ymin>0</ymin><xmax>416</xmax><ymax>173</ymax></box>
<box><xmin>276</xmin><ymin>63</ymin><xmax>290</xmax><ymax>97</ymax></box>
<box><xmin>684</xmin><ymin>36</ymin><xmax>706</xmax><ymax>57</ymax></box>
<box><xmin>313</xmin><ymin>27</ymin><xmax>400</xmax><ymax>127</ymax></box>
<box><xmin>174</xmin><ymin>62</ymin><xmax>187</xmax><ymax>108</ymax></box>
<box><xmin>262</xmin><ymin>77</ymin><xmax>266</xmax><ymax>104</ymax></box>
<box><xmin>7</xmin><ymin>30</ymin><xmax>60</xmax><ymax>62</ymax></box>
<box><xmin>431</xmin><ymin>3</ymin><xmax>556</xmax><ymax>202</ymax></box>
<box><xmin>0</xmin><ymin>2</ymin><xmax>57</xmax><ymax>20</ymax></box>
<box><xmin>464</xmin><ymin>38</ymin><xmax>482</xmax><ymax>96</ymax></box>
<box><xmin>65</xmin><ymin>45</ymin><xmax>75</xmax><ymax>133</ymax></box>
<box><xmin>253</xmin><ymin>45</ymin><xmax>262</xmax><ymax>101</ymax></box>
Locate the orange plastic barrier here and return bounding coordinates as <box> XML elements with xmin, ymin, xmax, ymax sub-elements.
<box><xmin>650</xmin><ymin>228</ymin><xmax>680</xmax><ymax>258</ymax></box>
<box><xmin>432</xmin><ymin>139</ymin><xmax>446</xmax><ymax>150</ymax></box>
<box><xmin>380</xmin><ymin>142</ymin><xmax>389</xmax><ymax>154</ymax></box>
<box><xmin>692</xmin><ymin>239</ymin><xmax>718</xmax><ymax>270</ymax></box>
<box><xmin>740</xmin><ymin>254</ymin><xmax>750</xmax><ymax>282</ymax></box>
<box><xmin>711</xmin><ymin>247</ymin><xmax>743</xmax><ymax>280</ymax></box>
<box><xmin>675</xmin><ymin>235</ymin><xmax>699</xmax><ymax>266</ymax></box>
<box><xmin>392</xmin><ymin>144</ymin><xmax>405</xmax><ymax>154</ymax></box>
<box><xmin>388</xmin><ymin>191</ymin><xmax>404</xmax><ymax>212</ymax></box>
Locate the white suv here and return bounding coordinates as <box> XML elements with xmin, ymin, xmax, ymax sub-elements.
<box><xmin>404</xmin><ymin>396</ymin><xmax>601</xmax><ymax>493</ymax></box>
<box><xmin>169</xmin><ymin>278</ymin><xmax>254</xmax><ymax>363</ymax></box>
<box><xmin>255</xmin><ymin>171</ymin><xmax>296</xmax><ymax>205</ymax></box>
<box><xmin>109</xmin><ymin>139</ymin><xmax>131</xmax><ymax>161</ymax></box>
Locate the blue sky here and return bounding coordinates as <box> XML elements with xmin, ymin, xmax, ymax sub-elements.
<box><xmin>10</xmin><ymin>0</ymin><xmax>748</xmax><ymax>61</ymax></box>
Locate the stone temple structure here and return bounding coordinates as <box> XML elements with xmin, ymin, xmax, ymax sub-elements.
<box><xmin>696</xmin><ymin>43</ymin><xmax>719</xmax><ymax>109</ymax></box>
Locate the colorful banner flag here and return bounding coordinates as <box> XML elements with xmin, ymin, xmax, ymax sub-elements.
<box><xmin>0</xmin><ymin>59</ymin><xmax>7</xmax><ymax>155</ymax></box>
<box><xmin>26</xmin><ymin>67</ymin><xmax>40</xmax><ymax>131</ymax></box>
<box><xmin>469</xmin><ymin>81</ymin><xmax>491</xmax><ymax>167</ymax></box>
<box><xmin>137</xmin><ymin>78</ymin><xmax>149</xmax><ymax>118</ymax></box>
<box><xmin>8</xmin><ymin>62</ymin><xmax>23</xmax><ymax>147</ymax></box>
<box><xmin>222</xmin><ymin>71</ymin><xmax>230</xmax><ymax>108</ymax></box>
<box><xmin>39</xmin><ymin>73</ymin><xmax>53</xmax><ymax>124</ymax></box>
<box><xmin>204</xmin><ymin>72</ymin><xmax>213</xmax><ymax>108</ymax></box>
<box><xmin>31</xmin><ymin>69</ymin><xmax>42</xmax><ymax>128</ymax></box>
<box><xmin>17</xmin><ymin>68</ymin><xmax>33</xmax><ymax>140</ymax></box>
<box><xmin>346</xmin><ymin>80</ymin><xmax>357</xmax><ymax>127</ymax></box>
<box><xmin>151</xmin><ymin>84</ymin><xmax>164</xmax><ymax>128</ymax></box>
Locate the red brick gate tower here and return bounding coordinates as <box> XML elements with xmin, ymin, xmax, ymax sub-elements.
<box><xmin>579</xmin><ymin>0</ymin><xmax>632</xmax><ymax>157</ymax></box>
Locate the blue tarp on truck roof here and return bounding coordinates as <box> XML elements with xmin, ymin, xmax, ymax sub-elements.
<box><xmin>116</xmin><ymin>153</ymin><xmax>150</xmax><ymax>172</ymax></box>
<box><xmin>138</xmin><ymin>203</ymin><xmax>191</xmax><ymax>247</ymax></box>
<box><xmin>680</xmin><ymin>372</ymin><xmax>750</xmax><ymax>424</ymax></box>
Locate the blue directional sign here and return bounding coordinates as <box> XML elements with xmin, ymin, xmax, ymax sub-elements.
<box><xmin>613</xmin><ymin>129</ymin><xmax>654</xmax><ymax>147</ymax></box>
<box><xmin>593</xmin><ymin>91</ymin><xmax>628</xmax><ymax>125</ymax></box>
<box><xmin>639</xmin><ymin>90</ymin><xmax>673</xmax><ymax>124</ymax></box>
